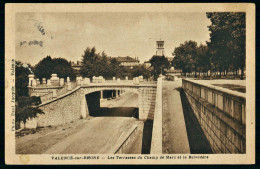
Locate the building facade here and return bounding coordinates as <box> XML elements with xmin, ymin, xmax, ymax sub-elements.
<box><xmin>116</xmin><ymin>56</ymin><xmax>140</xmax><ymax>68</ymax></box>
<box><xmin>156</xmin><ymin>41</ymin><xmax>165</xmax><ymax>56</ymax></box>
<box><xmin>70</xmin><ymin>61</ymin><xmax>83</xmax><ymax>71</ymax></box>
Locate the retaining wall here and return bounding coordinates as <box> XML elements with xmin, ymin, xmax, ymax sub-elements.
<box><xmin>37</xmin><ymin>87</ymin><xmax>85</xmax><ymax>127</ymax></box>
<box><xmin>182</xmin><ymin>79</ymin><xmax>246</xmax><ymax>153</ymax></box>
<box><xmin>109</xmin><ymin>125</ymin><xmax>138</xmax><ymax>154</ymax></box>
<box><xmin>138</xmin><ymin>87</ymin><xmax>156</xmax><ymax>120</ymax></box>
<box><xmin>150</xmin><ymin>77</ymin><xmax>163</xmax><ymax>154</ymax></box>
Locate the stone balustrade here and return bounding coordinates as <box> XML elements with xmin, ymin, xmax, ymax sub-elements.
<box><xmin>92</xmin><ymin>76</ymin><xmax>105</xmax><ymax>83</ymax></box>
<box><xmin>133</xmin><ymin>77</ymin><xmax>140</xmax><ymax>85</ymax></box>
<box><xmin>28</xmin><ymin>73</ymin><xmax>154</xmax><ymax>101</ymax></box>
<box><xmin>28</xmin><ymin>74</ymin><xmax>67</xmax><ymax>88</ymax></box>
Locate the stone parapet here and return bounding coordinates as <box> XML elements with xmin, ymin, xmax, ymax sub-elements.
<box><xmin>182</xmin><ymin>79</ymin><xmax>246</xmax><ymax>153</ymax></box>
<box><xmin>150</xmin><ymin>77</ymin><xmax>163</xmax><ymax>154</ymax></box>
<box><xmin>109</xmin><ymin>125</ymin><xmax>138</xmax><ymax>154</ymax></box>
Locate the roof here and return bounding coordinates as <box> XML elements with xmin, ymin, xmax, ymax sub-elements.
<box><xmin>71</xmin><ymin>61</ymin><xmax>82</xmax><ymax>67</ymax></box>
<box><xmin>116</xmin><ymin>56</ymin><xmax>139</xmax><ymax>62</ymax></box>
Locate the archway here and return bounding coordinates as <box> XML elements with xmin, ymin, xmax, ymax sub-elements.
<box><xmin>84</xmin><ymin>90</ymin><xmax>139</xmax><ymax>118</ymax></box>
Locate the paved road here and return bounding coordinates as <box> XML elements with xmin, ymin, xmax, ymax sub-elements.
<box><xmin>45</xmin><ymin>91</ymin><xmax>141</xmax><ymax>154</ymax></box>
<box><xmin>16</xmin><ymin>91</ymin><xmax>142</xmax><ymax>154</ymax></box>
<box><xmin>44</xmin><ymin>117</ymin><xmax>141</xmax><ymax>154</ymax></box>
<box><xmin>101</xmin><ymin>91</ymin><xmax>138</xmax><ymax>108</ymax></box>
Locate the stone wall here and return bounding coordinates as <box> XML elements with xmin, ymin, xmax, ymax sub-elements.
<box><xmin>37</xmin><ymin>87</ymin><xmax>86</xmax><ymax>127</ymax></box>
<box><xmin>182</xmin><ymin>79</ymin><xmax>246</xmax><ymax>153</ymax></box>
<box><xmin>108</xmin><ymin>125</ymin><xmax>138</xmax><ymax>154</ymax></box>
<box><xmin>138</xmin><ymin>87</ymin><xmax>156</xmax><ymax>120</ymax></box>
<box><xmin>150</xmin><ymin>77</ymin><xmax>163</xmax><ymax>154</ymax></box>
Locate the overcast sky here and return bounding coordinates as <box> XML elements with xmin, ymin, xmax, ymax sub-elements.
<box><xmin>16</xmin><ymin>12</ymin><xmax>211</xmax><ymax>65</ymax></box>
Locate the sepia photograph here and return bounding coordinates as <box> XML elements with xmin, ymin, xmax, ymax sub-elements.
<box><xmin>5</xmin><ymin>3</ymin><xmax>255</xmax><ymax>164</ymax></box>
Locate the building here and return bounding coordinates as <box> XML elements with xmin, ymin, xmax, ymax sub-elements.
<box><xmin>154</xmin><ymin>40</ymin><xmax>179</xmax><ymax>72</ymax></box>
<box><xmin>70</xmin><ymin>61</ymin><xmax>82</xmax><ymax>71</ymax></box>
<box><xmin>156</xmin><ymin>41</ymin><xmax>165</xmax><ymax>56</ymax></box>
<box><xmin>144</xmin><ymin>61</ymin><xmax>151</xmax><ymax>68</ymax></box>
<box><xmin>116</xmin><ymin>56</ymin><xmax>140</xmax><ymax>68</ymax></box>
<box><xmin>143</xmin><ymin>40</ymin><xmax>165</xmax><ymax>69</ymax></box>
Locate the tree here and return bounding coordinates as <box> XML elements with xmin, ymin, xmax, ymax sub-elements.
<box><xmin>15</xmin><ymin>61</ymin><xmax>33</xmax><ymax>100</ymax></box>
<box><xmin>80</xmin><ymin>47</ymin><xmax>125</xmax><ymax>79</ymax></box>
<box><xmin>131</xmin><ymin>65</ymin><xmax>150</xmax><ymax>79</ymax></box>
<box><xmin>80</xmin><ymin>46</ymin><xmax>151</xmax><ymax>80</ymax></box>
<box><xmin>149</xmin><ymin>55</ymin><xmax>170</xmax><ymax>80</ymax></box>
<box><xmin>206</xmin><ymin>12</ymin><xmax>246</xmax><ymax>79</ymax></box>
<box><xmin>196</xmin><ymin>44</ymin><xmax>210</xmax><ymax>76</ymax></box>
<box><xmin>52</xmin><ymin>58</ymin><xmax>76</xmax><ymax>80</ymax></box>
<box><xmin>15</xmin><ymin>96</ymin><xmax>44</xmax><ymax>128</ymax></box>
<box><xmin>33</xmin><ymin>56</ymin><xmax>53</xmax><ymax>79</ymax></box>
<box><xmin>15</xmin><ymin>61</ymin><xmax>44</xmax><ymax>129</ymax></box>
<box><xmin>109</xmin><ymin>58</ymin><xmax>124</xmax><ymax>78</ymax></box>
<box><xmin>96</xmin><ymin>51</ymin><xmax>110</xmax><ymax>77</ymax></box>
<box><xmin>34</xmin><ymin>56</ymin><xmax>76</xmax><ymax>80</ymax></box>
<box><xmin>80</xmin><ymin>47</ymin><xmax>100</xmax><ymax>78</ymax></box>
<box><xmin>172</xmin><ymin>41</ymin><xmax>198</xmax><ymax>76</ymax></box>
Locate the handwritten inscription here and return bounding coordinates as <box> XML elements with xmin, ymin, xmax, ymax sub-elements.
<box><xmin>37</xmin><ymin>24</ymin><xmax>45</xmax><ymax>35</ymax></box>
<box><xmin>20</xmin><ymin>40</ymin><xmax>43</xmax><ymax>47</ymax></box>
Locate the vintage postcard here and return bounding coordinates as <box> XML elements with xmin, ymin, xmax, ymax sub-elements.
<box><xmin>5</xmin><ymin>3</ymin><xmax>255</xmax><ymax>164</ymax></box>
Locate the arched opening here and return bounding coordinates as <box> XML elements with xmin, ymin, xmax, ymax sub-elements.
<box><xmin>85</xmin><ymin>89</ymin><xmax>139</xmax><ymax>118</ymax></box>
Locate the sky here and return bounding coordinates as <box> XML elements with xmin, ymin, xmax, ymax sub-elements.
<box><xmin>15</xmin><ymin>12</ymin><xmax>211</xmax><ymax>65</ymax></box>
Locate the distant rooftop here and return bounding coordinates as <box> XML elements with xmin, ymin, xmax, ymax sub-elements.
<box><xmin>71</xmin><ymin>61</ymin><xmax>82</xmax><ymax>67</ymax></box>
<box><xmin>116</xmin><ymin>56</ymin><xmax>139</xmax><ymax>62</ymax></box>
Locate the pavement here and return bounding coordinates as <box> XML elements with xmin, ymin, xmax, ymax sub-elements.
<box><xmin>162</xmin><ymin>78</ymin><xmax>213</xmax><ymax>154</ymax></box>
<box><xmin>162</xmin><ymin>80</ymin><xmax>190</xmax><ymax>154</ymax></box>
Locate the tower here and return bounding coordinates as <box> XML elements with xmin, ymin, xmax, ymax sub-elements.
<box><xmin>156</xmin><ymin>41</ymin><xmax>165</xmax><ymax>56</ymax></box>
